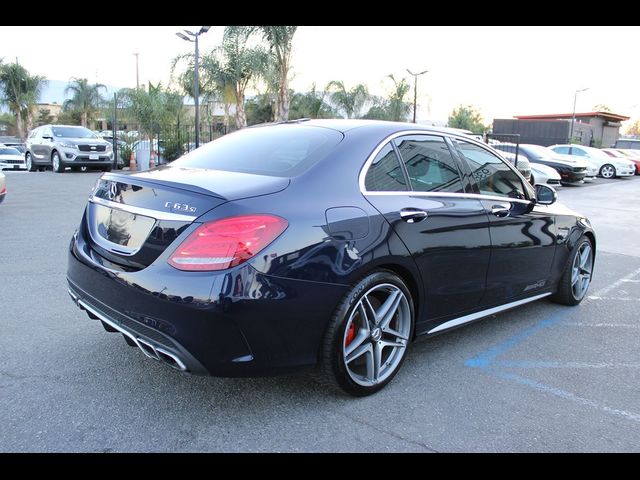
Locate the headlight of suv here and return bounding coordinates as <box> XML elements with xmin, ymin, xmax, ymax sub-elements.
<box><xmin>59</xmin><ymin>141</ymin><xmax>77</xmax><ymax>149</ymax></box>
<box><xmin>105</xmin><ymin>143</ymin><xmax>113</xmax><ymax>152</ymax></box>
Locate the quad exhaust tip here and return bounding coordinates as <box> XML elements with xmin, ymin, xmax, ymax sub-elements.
<box><xmin>69</xmin><ymin>289</ymin><xmax>188</xmax><ymax>372</ymax></box>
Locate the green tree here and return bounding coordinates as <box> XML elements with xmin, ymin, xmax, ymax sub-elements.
<box><xmin>625</xmin><ymin>119</ymin><xmax>640</xmax><ymax>136</ymax></box>
<box><xmin>36</xmin><ymin>107</ymin><xmax>55</xmax><ymax>126</ymax></box>
<box><xmin>118</xmin><ymin>82</ymin><xmax>186</xmax><ymax>144</ymax></box>
<box><xmin>326</xmin><ymin>81</ymin><xmax>370</xmax><ymax>119</ymax></box>
<box><xmin>246</xmin><ymin>93</ymin><xmax>275</xmax><ymax>125</ymax></box>
<box><xmin>0</xmin><ymin>62</ymin><xmax>47</xmax><ymax>138</ymax></box>
<box><xmin>384</xmin><ymin>75</ymin><xmax>411</xmax><ymax>122</ymax></box>
<box><xmin>447</xmin><ymin>105</ymin><xmax>486</xmax><ymax>134</ymax></box>
<box><xmin>254</xmin><ymin>26</ymin><xmax>297</xmax><ymax>121</ymax></box>
<box><xmin>63</xmin><ymin>78</ymin><xmax>106</xmax><ymax>128</ymax></box>
<box><xmin>593</xmin><ymin>104</ymin><xmax>612</xmax><ymax>112</ymax></box>
<box><xmin>215</xmin><ymin>26</ymin><xmax>269</xmax><ymax>128</ymax></box>
<box><xmin>289</xmin><ymin>83</ymin><xmax>336</xmax><ymax>119</ymax></box>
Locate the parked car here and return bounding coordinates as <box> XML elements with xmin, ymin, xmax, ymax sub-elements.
<box><xmin>2</xmin><ymin>142</ymin><xmax>26</xmax><ymax>154</ymax></box>
<box><xmin>67</xmin><ymin>120</ymin><xmax>596</xmax><ymax>396</ymax></box>
<box><xmin>0</xmin><ymin>171</ymin><xmax>5</xmax><ymax>204</ymax></box>
<box><xmin>0</xmin><ymin>146</ymin><xmax>26</xmax><ymax>170</ymax></box>
<box><xmin>25</xmin><ymin>125</ymin><xmax>114</xmax><ymax>173</ymax></box>
<box><xmin>530</xmin><ymin>162</ymin><xmax>561</xmax><ymax>186</ymax></box>
<box><xmin>613</xmin><ymin>149</ymin><xmax>640</xmax><ymax>174</ymax></box>
<box><xmin>548</xmin><ymin>144</ymin><xmax>635</xmax><ymax>178</ymax></box>
<box><xmin>99</xmin><ymin>135</ymin><xmax>128</xmax><ymax>169</ymax></box>
<box><xmin>493</xmin><ymin>143</ymin><xmax>589</xmax><ymax>185</ymax></box>
<box><xmin>602</xmin><ymin>148</ymin><xmax>640</xmax><ymax>175</ymax></box>
<box><xmin>496</xmin><ymin>149</ymin><xmax>532</xmax><ymax>182</ymax></box>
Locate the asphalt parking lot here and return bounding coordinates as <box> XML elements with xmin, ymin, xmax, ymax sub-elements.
<box><xmin>1</xmin><ymin>170</ymin><xmax>639</xmax><ymax>452</ymax></box>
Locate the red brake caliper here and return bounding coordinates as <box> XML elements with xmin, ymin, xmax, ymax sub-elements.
<box><xmin>345</xmin><ymin>320</ymin><xmax>356</xmax><ymax>346</ymax></box>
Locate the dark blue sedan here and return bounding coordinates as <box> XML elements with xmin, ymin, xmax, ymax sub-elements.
<box><xmin>67</xmin><ymin>120</ymin><xmax>596</xmax><ymax>396</ymax></box>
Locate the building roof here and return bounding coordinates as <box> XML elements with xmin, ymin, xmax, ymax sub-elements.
<box><xmin>514</xmin><ymin>111</ymin><xmax>630</xmax><ymax>122</ymax></box>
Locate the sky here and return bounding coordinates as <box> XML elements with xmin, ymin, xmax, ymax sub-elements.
<box><xmin>2</xmin><ymin>26</ymin><xmax>640</xmax><ymax>125</ymax></box>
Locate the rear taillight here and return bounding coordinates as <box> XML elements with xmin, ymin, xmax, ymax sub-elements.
<box><xmin>0</xmin><ymin>185</ymin><xmax>5</xmax><ymax>194</ymax></box>
<box><xmin>168</xmin><ymin>214</ymin><xmax>288</xmax><ymax>271</ymax></box>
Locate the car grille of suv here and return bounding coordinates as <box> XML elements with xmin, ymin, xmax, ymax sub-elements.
<box><xmin>78</xmin><ymin>145</ymin><xmax>107</xmax><ymax>152</ymax></box>
<box><xmin>2</xmin><ymin>159</ymin><xmax>24</xmax><ymax>164</ymax></box>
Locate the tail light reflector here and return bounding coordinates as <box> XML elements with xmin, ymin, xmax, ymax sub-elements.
<box><xmin>168</xmin><ymin>214</ymin><xmax>288</xmax><ymax>271</ymax></box>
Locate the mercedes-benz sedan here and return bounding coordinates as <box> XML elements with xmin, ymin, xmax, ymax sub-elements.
<box><xmin>67</xmin><ymin>120</ymin><xmax>596</xmax><ymax>396</ymax></box>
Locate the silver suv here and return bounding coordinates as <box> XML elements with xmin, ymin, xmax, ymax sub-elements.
<box><xmin>25</xmin><ymin>125</ymin><xmax>114</xmax><ymax>173</ymax></box>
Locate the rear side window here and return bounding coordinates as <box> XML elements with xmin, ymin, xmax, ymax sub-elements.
<box><xmin>364</xmin><ymin>142</ymin><xmax>408</xmax><ymax>191</ymax></box>
<box><xmin>552</xmin><ymin>146</ymin><xmax>570</xmax><ymax>154</ymax></box>
<box><xmin>454</xmin><ymin>139</ymin><xmax>527</xmax><ymax>200</ymax></box>
<box><xmin>171</xmin><ymin>125</ymin><xmax>343</xmax><ymax>177</ymax></box>
<box><xmin>569</xmin><ymin>147</ymin><xmax>587</xmax><ymax>157</ymax></box>
<box><xmin>394</xmin><ymin>134</ymin><xmax>464</xmax><ymax>193</ymax></box>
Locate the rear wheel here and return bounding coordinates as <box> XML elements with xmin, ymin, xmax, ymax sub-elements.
<box><xmin>552</xmin><ymin>236</ymin><xmax>594</xmax><ymax>306</ymax></box>
<box><xmin>599</xmin><ymin>164</ymin><xmax>616</xmax><ymax>178</ymax></box>
<box><xmin>52</xmin><ymin>151</ymin><xmax>65</xmax><ymax>173</ymax></box>
<box><xmin>26</xmin><ymin>152</ymin><xmax>37</xmax><ymax>172</ymax></box>
<box><xmin>317</xmin><ymin>270</ymin><xmax>414</xmax><ymax>396</ymax></box>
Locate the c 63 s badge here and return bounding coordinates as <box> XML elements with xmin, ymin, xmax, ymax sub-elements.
<box><xmin>164</xmin><ymin>202</ymin><xmax>197</xmax><ymax>213</ymax></box>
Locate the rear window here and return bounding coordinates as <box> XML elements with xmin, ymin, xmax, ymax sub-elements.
<box><xmin>171</xmin><ymin>125</ymin><xmax>343</xmax><ymax>177</ymax></box>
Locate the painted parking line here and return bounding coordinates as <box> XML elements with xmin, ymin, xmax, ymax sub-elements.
<box><xmin>465</xmin><ymin>266</ymin><xmax>640</xmax><ymax>424</ymax></box>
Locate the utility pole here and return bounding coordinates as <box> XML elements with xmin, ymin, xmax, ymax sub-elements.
<box><xmin>133</xmin><ymin>51</ymin><xmax>140</xmax><ymax>89</ymax></box>
<box><xmin>569</xmin><ymin>87</ymin><xmax>589</xmax><ymax>143</ymax></box>
<box><xmin>406</xmin><ymin>68</ymin><xmax>429</xmax><ymax>123</ymax></box>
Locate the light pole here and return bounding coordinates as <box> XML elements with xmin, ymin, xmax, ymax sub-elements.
<box><xmin>176</xmin><ymin>26</ymin><xmax>211</xmax><ymax>148</ymax></box>
<box><xmin>406</xmin><ymin>68</ymin><xmax>428</xmax><ymax>123</ymax></box>
<box><xmin>569</xmin><ymin>87</ymin><xmax>589</xmax><ymax>143</ymax></box>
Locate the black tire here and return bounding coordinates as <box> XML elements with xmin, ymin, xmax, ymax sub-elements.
<box><xmin>25</xmin><ymin>152</ymin><xmax>37</xmax><ymax>172</ymax></box>
<box><xmin>551</xmin><ymin>236</ymin><xmax>594</xmax><ymax>306</ymax></box>
<box><xmin>52</xmin><ymin>150</ymin><xmax>65</xmax><ymax>173</ymax></box>
<box><xmin>599</xmin><ymin>163</ymin><xmax>616</xmax><ymax>179</ymax></box>
<box><xmin>316</xmin><ymin>269</ymin><xmax>415</xmax><ymax>396</ymax></box>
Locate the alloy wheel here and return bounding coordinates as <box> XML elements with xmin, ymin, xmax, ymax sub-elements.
<box><xmin>342</xmin><ymin>283</ymin><xmax>411</xmax><ymax>386</ymax></box>
<box><xmin>600</xmin><ymin>164</ymin><xmax>615</xmax><ymax>178</ymax></box>
<box><xmin>571</xmin><ymin>242</ymin><xmax>593</xmax><ymax>300</ymax></box>
<box><xmin>26</xmin><ymin>154</ymin><xmax>32</xmax><ymax>171</ymax></box>
<box><xmin>53</xmin><ymin>153</ymin><xmax>60</xmax><ymax>171</ymax></box>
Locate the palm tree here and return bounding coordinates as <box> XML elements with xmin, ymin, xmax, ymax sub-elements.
<box><xmin>63</xmin><ymin>78</ymin><xmax>106</xmax><ymax>128</ymax></box>
<box><xmin>385</xmin><ymin>75</ymin><xmax>411</xmax><ymax>122</ymax></box>
<box><xmin>0</xmin><ymin>62</ymin><xmax>47</xmax><ymax>139</ymax></box>
<box><xmin>289</xmin><ymin>83</ymin><xmax>336</xmax><ymax>119</ymax></box>
<box><xmin>218</xmin><ymin>26</ymin><xmax>269</xmax><ymax>128</ymax></box>
<box><xmin>255</xmin><ymin>26</ymin><xmax>297</xmax><ymax>122</ymax></box>
<box><xmin>326</xmin><ymin>80</ymin><xmax>370</xmax><ymax>119</ymax></box>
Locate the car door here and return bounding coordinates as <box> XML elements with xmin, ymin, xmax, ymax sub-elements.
<box><xmin>362</xmin><ymin>134</ymin><xmax>492</xmax><ymax>328</ymax></box>
<box><xmin>29</xmin><ymin>128</ymin><xmax>45</xmax><ymax>161</ymax></box>
<box><xmin>452</xmin><ymin>138</ymin><xmax>557</xmax><ymax>305</ymax></box>
<box><xmin>39</xmin><ymin>126</ymin><xmax>54</xmax><ymax>163</ymax></box>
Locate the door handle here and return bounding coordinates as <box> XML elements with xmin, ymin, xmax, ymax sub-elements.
<box><xmin>400</xmin><ymin>209</ymin><xmax>428</xmax><ymax>223</ymax></box>
<box><xmin>490</xmin><ymin>205</ymin><xmax>511</xmax><ymax>218</ymax></box>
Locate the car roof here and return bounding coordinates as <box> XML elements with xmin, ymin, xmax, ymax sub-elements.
<box><xmin>253</xmin><ymin>118</ymin><xmax>469</xmax><ymax>137</ymax></box>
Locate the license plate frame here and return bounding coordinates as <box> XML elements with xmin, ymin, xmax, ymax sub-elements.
<box><xmin>89</xmin><ymin>153</ymin><xmax>99</xmax><ymax>160</ymax></box>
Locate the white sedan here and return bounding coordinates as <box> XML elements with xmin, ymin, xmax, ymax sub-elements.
<box><xmin>0</xmin><ymin>146</ymin><xmax>26</xmax><ymax>171</ymax></box>
<box><xmin>549</xmin><ymin>144</ymin><xmax>635</xmax><ymax>178</ymax></box>
<box><xmin>530</xmin><ymin>163</ymin><xmax>561</xmax><ymax>187</ymax></box>
<box><xmin>0</xmin><ymin>172</ymin><xmax>6</xmax><ymax>204</ymax></box>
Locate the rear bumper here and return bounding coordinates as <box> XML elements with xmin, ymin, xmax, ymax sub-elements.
<box><xmin>66</xmin><ymin>229</ymin><xmax>349</xmax><ymax>376</ymax></box>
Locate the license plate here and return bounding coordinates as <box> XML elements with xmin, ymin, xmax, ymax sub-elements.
<box><xmin>13</xmin><ymin>165</ymin><xmax>19</xmax><ymax>169</ymax></box>
<box><xmin>89</xmin><ymin>154</ymin><xmax>99</xmax><ymax>160</ymax></box>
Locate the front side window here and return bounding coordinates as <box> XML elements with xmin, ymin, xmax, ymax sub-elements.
<box><xmin>364</xmin><ymin>142</ymin><xmax>408</xmax><ymax>191</ymax></box>
<box><xmin>454</xmin><ymin>139</ymin><xmax>527</xmax><ymax>199</ymax></box>
<box><xmin>394</xmin><ymin>135</ymin><xmax>464</xmax><ymax>193</ymax></box>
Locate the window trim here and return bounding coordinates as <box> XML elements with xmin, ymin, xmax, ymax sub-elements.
<box><xmin>359</xmin><ymin>130</ymin><xmax>535</xmax><ymax>205</ymax></box>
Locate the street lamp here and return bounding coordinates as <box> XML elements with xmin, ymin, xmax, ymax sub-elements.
<box><xmin>569</xmin><ymin>87</ymin><xmax>589</xmax><ymax>144</ymax></box>
<box><xmin>176</xmin><ymin>26</ymin><xmax>211</xmax><ymax>148</ymax></box>
<box><xmin>406</xmin><ymin>68</ymin><xmax>428</xmax><ymax>123</ymax></box>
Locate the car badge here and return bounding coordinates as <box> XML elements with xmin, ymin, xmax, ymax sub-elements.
<box><xmin>107</xmin><ymin>182</ymin><xmax>118</xmax><ymax>200</ymax></box>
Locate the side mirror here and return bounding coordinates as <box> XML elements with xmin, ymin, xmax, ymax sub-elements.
<box><xmin>535</xmin><ymin>184</ymin><xmax>557</xmax><ymax>205</ymax></box>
